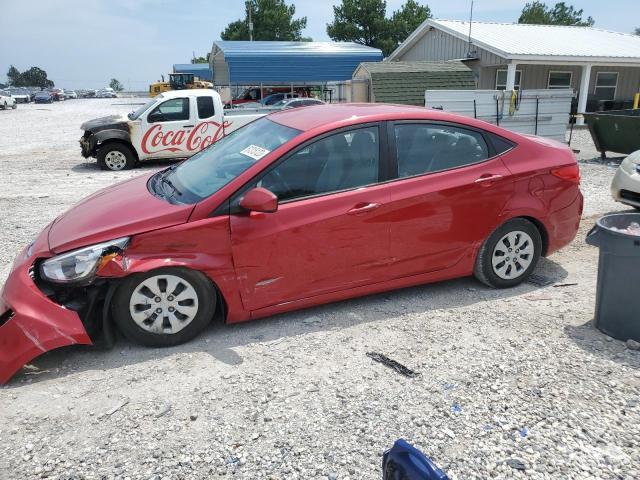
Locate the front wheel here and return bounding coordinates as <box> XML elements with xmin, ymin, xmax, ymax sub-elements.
<box><xmin>11</xmin><ymin>103</ymin><xmax>17</xmax><ymax>109</ymax></box>
<box><xmin>474</xmin><ymin>218</ymin><xmax>542</xmax><ymax>288</ymax></box>
<box><xmin>112</xmin><ymin>268</ymin><xmax>216</xmax><ymax>347</ymax></box>
<box><xmin>97</xmin><ymin>143</ymin><xmax>136</xmax><ymax>171</ymax></box>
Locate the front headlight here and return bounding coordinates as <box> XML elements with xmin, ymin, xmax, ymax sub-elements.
<box><xmin>40</xmin><ymin>237</ymin><xmax>129</xmax><ymax>284</ymax></box>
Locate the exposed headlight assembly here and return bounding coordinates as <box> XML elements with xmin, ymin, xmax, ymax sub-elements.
<box><xmin>40</xmin><ymin>237</ymin><xmax>129</xmax><ymax>284</ymax></box>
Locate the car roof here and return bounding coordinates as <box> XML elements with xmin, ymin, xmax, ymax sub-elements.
<box><xmin>267</xmin><ymin>103</ymin><xmax>494</xmax><ymax>133</ymax></box>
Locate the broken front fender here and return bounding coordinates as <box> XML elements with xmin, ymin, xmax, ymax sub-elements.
<box><xmin>0</xmin><ymin>247</ymin><xmax>92</xmax><ymax>384</ymax></box>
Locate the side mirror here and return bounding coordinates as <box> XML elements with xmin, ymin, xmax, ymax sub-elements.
<box><xmin>148</xmin><ymin>111</ymin><xmax>164</xmax><ymax>123</ymax></box>
<box><xmin>239</xmin><ymin>187</ymin><xmax>278</xmax><ymax>213</ymax></box>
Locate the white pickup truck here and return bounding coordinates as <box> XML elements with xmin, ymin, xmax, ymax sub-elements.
<box><xmin>80</xmin><ymin>89</ymin><xmax>271</xmax><ymax>170</ymax></box>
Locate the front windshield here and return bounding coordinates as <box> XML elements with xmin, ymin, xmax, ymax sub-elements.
<box><xmin>129</xmin><ymin>97</ymin><xmax>160</xmax><ymax>120</ymax></box>
<box><xmin>161</xmin><ymin>117</ymin><xmax>301</xmax><ymax>204</ymax></box>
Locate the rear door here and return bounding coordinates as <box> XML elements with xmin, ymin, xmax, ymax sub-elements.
<box><xmin>385</xmin><ymin>121</ymin><xmax>514</xmax><ymax>278</ymax></box>
<box><xmin>229</xmin><ymin>124</ymin><xmax>391</xmax><ymax>311</ymax></box>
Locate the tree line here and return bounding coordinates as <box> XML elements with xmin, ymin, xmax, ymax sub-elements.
<box><xmin>193</xmin><ymin>0</ymin><xmax>604</xmax><ymax>60</ymax></box>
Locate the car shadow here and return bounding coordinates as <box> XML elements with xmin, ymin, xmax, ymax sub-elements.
<box><xmin>564</xmin><ymin>320</ymin><xmax>640</xmax><ymax>370</ymax></box>
<box><xmin>5</xmin><ymin>257</ymin><xmax>570</xmax><ymax>386</ymax></box>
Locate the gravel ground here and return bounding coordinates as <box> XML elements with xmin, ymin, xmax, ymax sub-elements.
<box><xmin>0</xmin><ymin>101</ymin><xmax>638</xmax><ymax>480</ymax></box>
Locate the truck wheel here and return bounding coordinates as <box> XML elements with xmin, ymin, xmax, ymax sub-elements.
<box><xmin>97</xmin><ymin>143</ymin><xmax>136</xmax><ymax>171</ymax></box>
<box><xmin>11</xmin><ymin>103</ymin><xmax>17</xmax><ymax>110</ymax></box>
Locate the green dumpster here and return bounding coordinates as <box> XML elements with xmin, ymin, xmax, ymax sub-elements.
<box><xmin>583</xmin><ymin>109</ymin><xmax>640</xmax><ymax>158</ymax></box>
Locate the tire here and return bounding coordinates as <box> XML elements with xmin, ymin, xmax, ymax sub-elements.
<box><xmin>11</xmin><ymin>103</ymin><xmax>17</xmax><ymax>109</ymax></box>
<box><xmin>112</xmin><ymin>267</ymin><xmax>216</xmax><ymax>347</ymax></box>
<box><xmin>97</xmin><ymin>142</ymin><xmax>136</xmax><ymax>171</ymax></box>
<box><xmin>474</xmin><ymin>218</ymin><xmax>542</xmax><ymax>288</ymax></box>
<box><xmin>1</xmin><ymin>102</ymin><xmax>5</xmax><ymax>110</ymax></box>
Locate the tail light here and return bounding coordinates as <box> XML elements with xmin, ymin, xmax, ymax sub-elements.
<box><xmin>551</xmin><ymin>164</ymin><xmax>581</xmax><ymax>184</ymax></box>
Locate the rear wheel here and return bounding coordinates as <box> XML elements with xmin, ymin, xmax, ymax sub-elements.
<box><xmin>11</xmin><ymin>103</ymin><xmax>17</xmax><ymax>109</ymax></box>
<box><xmin>112</xmin><ymin>268</ymin><xmax>216</xmax><ymax>347</ymax></box>
<box><xmin>474</xmin><ymin>218</ymin><xmax>542</xmax><ymax>288</ymax></box>
<box><xmin>97</xmin><ymin>143</ymin><xmax>136</xmax><ymax>171</ymax></box>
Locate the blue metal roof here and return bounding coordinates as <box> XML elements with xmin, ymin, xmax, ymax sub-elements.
<box><xmin>210</xmin><ymin>41</ymin><xmax>383</xmax><ymax>85</ymax></box>
<box><xmin>172</xmin><ymin>63</ymin><xmax>213</xmax><ymax>81</ymax></box>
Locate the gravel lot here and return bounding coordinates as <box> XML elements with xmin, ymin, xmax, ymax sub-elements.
<box><xmin>0</xmin><ymin>100</ymin><xmax>638</xmax><ymax>480</ymax></box>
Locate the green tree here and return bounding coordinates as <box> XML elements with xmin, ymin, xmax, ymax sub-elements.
<box><xmin>109</xmin><ymin>78</ymin><xmax>124</xmax><ymax>91</ymax></box>
<box><xmin>191</xmin><ymin>53</ymin><xmax>210</xmax><ymax>64</ymax></box>
<box><xmin>221</xmin><ymin>0</ymin><xmax>308</xmax><ymax>41</ymax></box>
<box><xmin>326</xmin><ymin>0</ymin><xmax>431</xmax><ymax>56</ymax></box>
<box><xmin>7</xmin><ymin>65</ymin><xmax>21</xmax><ymax>86</ymax></box>
<box><xmin>518</xmin><ymin>1</ymin><xmax>594</xmax><ymax>26</ymax></box>
<box><xmin>10</xmin><ymin>67</ymin><xmax>55</xmax><ymax>88</ymax></box>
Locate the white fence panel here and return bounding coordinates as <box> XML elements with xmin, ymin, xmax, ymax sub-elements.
<box><xmin>425</xmin><ymin>89</ymin><xmax>574</xmax><ymax>142</ymax></box>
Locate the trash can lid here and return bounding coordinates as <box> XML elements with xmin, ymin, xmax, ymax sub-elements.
<box><xmin>596</xmin><ymin>213</ymin><xmax>640</xmax><ymax>238</ymax></box>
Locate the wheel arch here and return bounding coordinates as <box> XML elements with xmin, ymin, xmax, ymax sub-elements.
<box><xmin>519</xmin><ymin>216</ymin><xmax>549</xmax><ymax>257</ymax></box>
<box><xmin>96</xmin><ymin>137</ymin><xmax>139</xmax><ymax>161</ymax></box>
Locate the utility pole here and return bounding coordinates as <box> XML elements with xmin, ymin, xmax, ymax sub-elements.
<box><xmin>248</xmin><ymin>1</ymin><xmax>253</xmax><ymax>41</ymax></box>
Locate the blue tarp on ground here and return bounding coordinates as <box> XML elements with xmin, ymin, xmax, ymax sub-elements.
<box><xmin>210</xmin><ymin>41</ymin><xmax>383</xmax><ymax>85</ymax></box>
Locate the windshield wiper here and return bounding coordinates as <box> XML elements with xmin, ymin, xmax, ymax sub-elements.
<box><xmin>161</xmin><ymin>176</ymin><xmax>182</xmax><ymax>198</ymax></box>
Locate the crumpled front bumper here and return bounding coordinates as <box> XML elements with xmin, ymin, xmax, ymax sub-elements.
<box><xmin>0</xmin><ymin>246</ymin><xmax>92</xmax><ymax>384</ymax></box>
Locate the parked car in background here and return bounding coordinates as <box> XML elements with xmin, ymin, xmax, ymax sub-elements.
<box><xmin>225</xmin><ymin>86</ymin><xmax>310</xmax><ymax>108</ymax></box>
<box><xmin>261</xmin><ymin>92</ymin><xmax>300</xmax><ymax>106</ymax></box>
<box><xmin>272</xmin><ymin>98</ymin><xmax>325</xmax><ymax>109</ymax></box>
<box><xmin>0</xmin><ymin>92</ymin><xmax>17</xmax><ymax>109</ymax></box>
<box><xmin>1</xmin><ymin>103</ymin><xmax>584</xmax><ymax>384</ymax></box>
<box><xmin>96</xmin><ymin>89</ymin><xmax>117</xmax><ymax>98</ymax></box>
<box><xmin>65</xmin><ymin>90</ymin><xmax>78</xmax><ymax>99</ymax></box>
<box><xmin>50</xmin><ymin>88</ymin><xmax>65</xmax><ymax>101</ymax></box>
<box><xmin>34</xmin><ymin>91</ymin><xmax>54</xmax><ymax>103</ymax></box>
<box><xmin>611</xmin><ymin>150</ymin><xmax>640</xmax><ymax>209</ymax></box>
<box><xmin>7</xmin><ymin>88</ymin><xmax>31</xmax><ymax>103</ymax></box>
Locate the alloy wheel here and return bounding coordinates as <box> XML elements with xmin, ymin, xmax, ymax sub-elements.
<box><xmin>491</xmin><ymin>230</ymin><xmax>535</xmax><ymax>280</ymax></box>
<box><xmin>129</xmin><ymin>274</ymin><xmax>199</xmax><ymax>334</ymax></box>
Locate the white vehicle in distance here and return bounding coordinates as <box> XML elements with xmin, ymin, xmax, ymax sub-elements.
<box><xmin>80</xmin><ymin>89</ymin><xmax>272</xmax><ymax>170</ymax></box>
<box><xmin>0</xmin><ymin>92</ymin><xmax>17</xmax><ymax>110</ymax></box>
<box><xmin>272</xmin><ymin>98</ymin><xmax>325</xmax><ymax>109</ymax></box>
<box><xmin>96</xmin><ymin>89</ymin><xmax>117</xmax><ymax>98</ymax></box>
<box><xmin>612</xmin><ymin>150</ymin><xmax>640</xmax><ymax>209</ymax></box>
<box><xmin>65</xmin><ymin>90</ymin><xmax>78</xmax><ymax>99</ymax></box>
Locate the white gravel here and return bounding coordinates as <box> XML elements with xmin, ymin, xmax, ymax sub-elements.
<box><xmin>0</xmin><ymin>101</ymin><xmax>638</xmax><ymax>480</ymax></box>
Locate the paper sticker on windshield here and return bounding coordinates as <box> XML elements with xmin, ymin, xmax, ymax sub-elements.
<box><xmin>240</xmin><ymin>145</ymin><xmax>270</xmax><ymax>160</ymax></box>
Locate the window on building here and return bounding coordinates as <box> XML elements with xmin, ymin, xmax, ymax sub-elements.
<box><xmin>496</xmin><ymin>69</ymin><xmax>522</xmax><ymax>90</ymax></box>
<box><xmin>548</xmin><ymin>71</ymin><xmax>572</xmax><ymax>89</ymax></box>
<box><xmin>594</xmin><ymin>72</ymin><xmax>618</xmax><ymax>100</ymax></box>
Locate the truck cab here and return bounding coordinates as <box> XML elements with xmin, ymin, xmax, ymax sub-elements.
<box><xmin>80</xmin><ymin>89</ymin><xmax>267</xmax><ymax>170</ymax></box>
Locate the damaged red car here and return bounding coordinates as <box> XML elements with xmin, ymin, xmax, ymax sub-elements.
<box><xmin>0</xmin><ymin>105</ymin><xmax>583</xmax><ymax>383</ymax></box>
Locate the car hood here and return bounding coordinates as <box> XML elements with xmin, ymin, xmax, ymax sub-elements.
<box><xmin>48</xmin><ymin>173</ymin><xmax>194</xmax><ymax>253</ymax></box>
<box><xmin>80</xmin><ymin>114</ymin><xmax>130</xmax><ymax>133</ymax></box>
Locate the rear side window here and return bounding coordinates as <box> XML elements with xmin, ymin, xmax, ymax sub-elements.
<box><xmin>394</xmin><ymin>124</ymin><xmax>489</xmax><ymax>178</ymax></box>
<box><xmin>488</xmin><ymin>133</ymin><xmax>515</xmax><ymax>155</ymax></box>
<box><xmin>197</xmin><ymin>96</ymin><xmax>215</xmax><ymax>119</ymax></box>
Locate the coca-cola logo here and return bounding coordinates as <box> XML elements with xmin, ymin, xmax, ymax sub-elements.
<box><xmin>140</xmin><ymin>120</ymin><xmax>232</xmax><ymax>155</ymax></box>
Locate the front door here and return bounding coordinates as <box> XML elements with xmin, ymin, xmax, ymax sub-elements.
<box><xmin>230</xmin><ymin>125</ymin><xmax>391</xmax><ymax>311</ymax></box>
<box><xmin>131</xmin><ymin>96</ymin><xmax>194</xmax><ymax>159</ymax></box>
<box><xmin>385</xmin><ymin>122</ymin><xmax>513</xmax><ymax>278</ymax></box>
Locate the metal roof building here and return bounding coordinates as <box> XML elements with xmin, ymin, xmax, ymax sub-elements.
<box><xmin>209</xmin><ymin>41</ymin><xmax>383</xmax><ymax>85</ymax></box>
<box><xmin>172</xmin><ymin>63</ymin><xmax>213</xmax><ymax>81</ymax></box>
<box><xmin>352</xmin><ymin>61</ymin><xmax>475</xmax><ymax>105</ymax></box>
<box><xmin>388</xmin><ymin>20</ymin><xmax>640</xmax><ymax>118</ymax></box>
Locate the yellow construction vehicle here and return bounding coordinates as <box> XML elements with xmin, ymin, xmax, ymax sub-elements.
<box><xmin>149</xmin><ymin>73</ymin><xmax>214</xmax><ymax>96</ymax></box>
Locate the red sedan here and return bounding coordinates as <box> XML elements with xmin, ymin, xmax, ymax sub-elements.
<box><xmin>0</xmin><ymin>104</ymin><xmax>583</xmax><ymax>383</ymax></box>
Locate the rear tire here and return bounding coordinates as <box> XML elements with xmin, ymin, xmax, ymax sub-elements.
<box><xmin>97</xmin><ymin>143</ymin><xmax>136</xmax><ymax>171</ymax></box>
<box><xmin>11</xmin><ymin>103</ymin><xmax>17</xmax><ymax>109</ymax></box>
<box><xmin>474</xmin><ymin>218</ymin><xmax>542</xmax><ymax>288</ymax></box>
<box><xmin>112</xmin><ymin>268</ymin><xmax>216</xmax><ymax>347</ymax></box>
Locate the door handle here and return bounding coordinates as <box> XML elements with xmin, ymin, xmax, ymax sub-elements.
<box><xmin>347</xmin><ymin>202</ymin><xmax>380</xmax><ymax>215</ymax></box>
<box><xmin>182</xmin><ymin>125</ymin><xmax>194</xmax><ymax>128</ymax></box>
<box><xmin>474</xmin><ymin>174</ymin><xmax>503</xmax><ymax>185</ymax></box>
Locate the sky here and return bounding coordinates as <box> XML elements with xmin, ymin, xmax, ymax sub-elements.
<box><xmin>0</xmin><ymin>0</ymin><xmax>637</xmax><ymax>90</ymax></box>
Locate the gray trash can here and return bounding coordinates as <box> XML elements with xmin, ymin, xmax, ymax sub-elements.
<box><xmin>586</xmin><ymin>213</ymin><xmax>640</xmax><ymax>341</ymax></box>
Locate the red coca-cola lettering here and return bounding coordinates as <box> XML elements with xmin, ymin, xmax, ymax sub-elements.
<box><xmin>140</xmin><ymin>120</ymin><xmax>233</xmax><ymax>155</ymax></box>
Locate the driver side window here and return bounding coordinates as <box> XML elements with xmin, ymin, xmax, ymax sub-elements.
<box><xmin>148</xmin><ymin>98</ymin><xmax>190</xmax><ymax>122</ymax></box>
<box><xmin>257</xmin><ymin>126</ymin><xmax>380</xmax><ymax>202</ymax></box>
